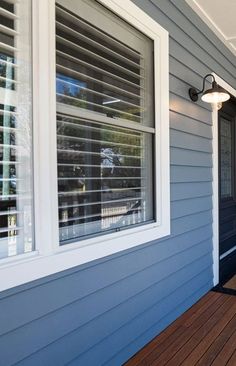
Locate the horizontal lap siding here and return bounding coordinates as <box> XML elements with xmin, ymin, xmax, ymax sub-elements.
<box><xmin>0</xmin><ymin>0</ymin><xmax>236</xmax><ymax>365</ymax></box>
<box><xmin>2</xmin><ymin>244</ymin><xmax>212</xmax><ymax>366</ymax></box>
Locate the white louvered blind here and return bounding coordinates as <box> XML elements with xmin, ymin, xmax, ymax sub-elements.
<box><xmin>0</xmin><ymin>0</ymin><xmax>33</xmax><ymax>259</ymax></box>
<box><xmin>56</xmin><ymin>0</ymin><xmax>154</xmax><ymax>244</ymax></box>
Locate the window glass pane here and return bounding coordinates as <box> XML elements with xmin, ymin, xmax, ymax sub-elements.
<box><xmin>0</xmin><ymin>0</ymin><xmax>33</xmax><ymax>259</ymax></box>
<box><xmin>220</xmin><ymin>118</ymin><xmax>233</xmax><ymax>198</ymax></box>
<box><xmin>56</xmin><ymin>0</ymin><xmax>154</xmax><ymax>244</ymax></box>
<box><xmin>57</xmin><ymin>114</ymin><xmax>153</xmax><ymax>243</ymax></box>
<box><xmin>56</xmin><ymin>0</ymin><xmax>154</xmax><ymax>126</ymax></box>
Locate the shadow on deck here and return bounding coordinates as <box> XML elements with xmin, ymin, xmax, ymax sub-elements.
<box><xmin>125</xmin><ymin>291</ymin><xmax>236</xmax><ymax>365</ymax></box>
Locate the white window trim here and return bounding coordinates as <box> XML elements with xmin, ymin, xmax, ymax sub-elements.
<box><xmin>0</xmin><ymin>0</ymin><xmax>170</xmax><ymax>292</ymax></box>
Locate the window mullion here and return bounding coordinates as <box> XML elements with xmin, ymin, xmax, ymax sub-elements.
<box><xmin>56</xmin><ymin>103</ymin><xmax>155</xmax><ymax>134</ymax></box>
<box><xmin>33</xmin><ymin>0</ymin><xmax>59</xmax><ymax>256</ymax></box>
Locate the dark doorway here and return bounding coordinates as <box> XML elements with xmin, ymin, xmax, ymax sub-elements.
<box><xmin>218</xmin><ymin>97</ymin><xmax>236</xmax><ymax>282</ymax></box>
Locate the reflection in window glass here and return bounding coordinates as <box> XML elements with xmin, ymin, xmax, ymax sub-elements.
<box><xmin>56</xmin><ymin>0</ymin><xmax>154</xmax><ymax>244</ymax></box>
<box><xmin>0</xmin><ymin>0</ymin><xmax>33</xmax><ymax>259</ymax></box>
<box><xmin>57</xmin><ymin>116</ymin><xmax>153</xmax><ymax>242</ymax></box>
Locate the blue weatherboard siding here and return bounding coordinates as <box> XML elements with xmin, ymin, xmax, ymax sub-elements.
<box><xmin>1</xmin><ymin>0</ymin><xmax>236</xmax><ymax>365</ymax></box>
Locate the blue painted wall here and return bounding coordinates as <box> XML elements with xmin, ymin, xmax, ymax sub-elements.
<box><xmin>1</xmin><ymin>0</ymin><xmax>236</xmax><ymax>365</ymax></box>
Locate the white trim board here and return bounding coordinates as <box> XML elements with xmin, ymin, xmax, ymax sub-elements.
<box><xmin>212</xmin><ymin>73</ymin><xmax>236</xmax><ymax>286</ymax></box>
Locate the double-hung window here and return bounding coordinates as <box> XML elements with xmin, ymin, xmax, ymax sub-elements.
<box><xmin>0</xmin><ymin>0</ymin><xmax>169</xmax><ymax>291</ymax></box>
<box><xmin>56</xmin><ymin>0</ymin><xmax>154</xmax><ymax>244</ymax></box>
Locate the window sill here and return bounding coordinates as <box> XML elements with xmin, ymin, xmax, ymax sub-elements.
<box><xmin>0</xmin><ymin>221</ymin><xmax>170</xmax><ymax>292</ymax></box>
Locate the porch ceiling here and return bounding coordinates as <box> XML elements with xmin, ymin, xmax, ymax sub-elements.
<box><xmin>186</xmin><ymin>0</ymin><xmax>236</xmax><ymax>57</ymax></box>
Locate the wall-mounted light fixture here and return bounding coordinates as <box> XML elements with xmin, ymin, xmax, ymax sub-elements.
<box><xmin>189</xmin><ymin>74</ymin><xmax>230</xmax><ymax>105</ymax></box>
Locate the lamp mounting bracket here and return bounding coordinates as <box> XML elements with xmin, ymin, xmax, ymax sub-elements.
<box><xmin>189</xmin><ymin>74</ymin><xmax>216</xmax><ymax>102</ymax></box>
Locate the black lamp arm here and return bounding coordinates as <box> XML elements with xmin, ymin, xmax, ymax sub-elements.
<box><xmin>195</xmin><ymin>74</ymin><xmax>216</xmax><ymax>95</ymax></box>
<box><xmin>189</xmin><ymin>74</ymin><xmax>216</xmax><ymax>102</ymax></box>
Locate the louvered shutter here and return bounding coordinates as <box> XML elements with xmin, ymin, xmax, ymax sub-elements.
<box><xmin>0</xmin><ymin>0</ymin><xmax>33</xmax><ymax>258</ymax></box>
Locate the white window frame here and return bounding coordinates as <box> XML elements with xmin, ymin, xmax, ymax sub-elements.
<box><xmin>0</xmin><ymin>0</ymin><xmax>170</xmax><ymax>292</ymax></box>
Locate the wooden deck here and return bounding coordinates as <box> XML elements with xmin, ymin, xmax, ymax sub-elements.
<box><xmin>125</xmin><ymin>291</ymin><xmax>236</xmax><ymax>366</ymax></box>
<box><xmin>224</xmin><ymin>275</ymin><xmax>236</xmax><ymax>291</ymax></box>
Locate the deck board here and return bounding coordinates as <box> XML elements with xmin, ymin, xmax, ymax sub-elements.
<box><xmin>224</xmin><ymin>275</ymin><xmax>236</xmax><ymax>290</ymax></box>
<box><xmin>211</xmin><ymin>328</ymin><xmax>236</xmax><ymax>366</ymax></box>
<box><xmin>125</xmin><ymin>292</ymin><xmax>236</xmax><ymax>366</ymax></box>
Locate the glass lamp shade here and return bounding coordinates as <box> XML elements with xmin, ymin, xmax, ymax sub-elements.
<box><xmin>201</xmin><ymin>84</ymin><xmax>230</xmax><ymax>103</ymax></box>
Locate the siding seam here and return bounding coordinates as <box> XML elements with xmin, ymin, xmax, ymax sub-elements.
<box><xmin>170</xmin><ymin>109</ymin><xmax>212</xmax><ymax>126</ymax></box>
